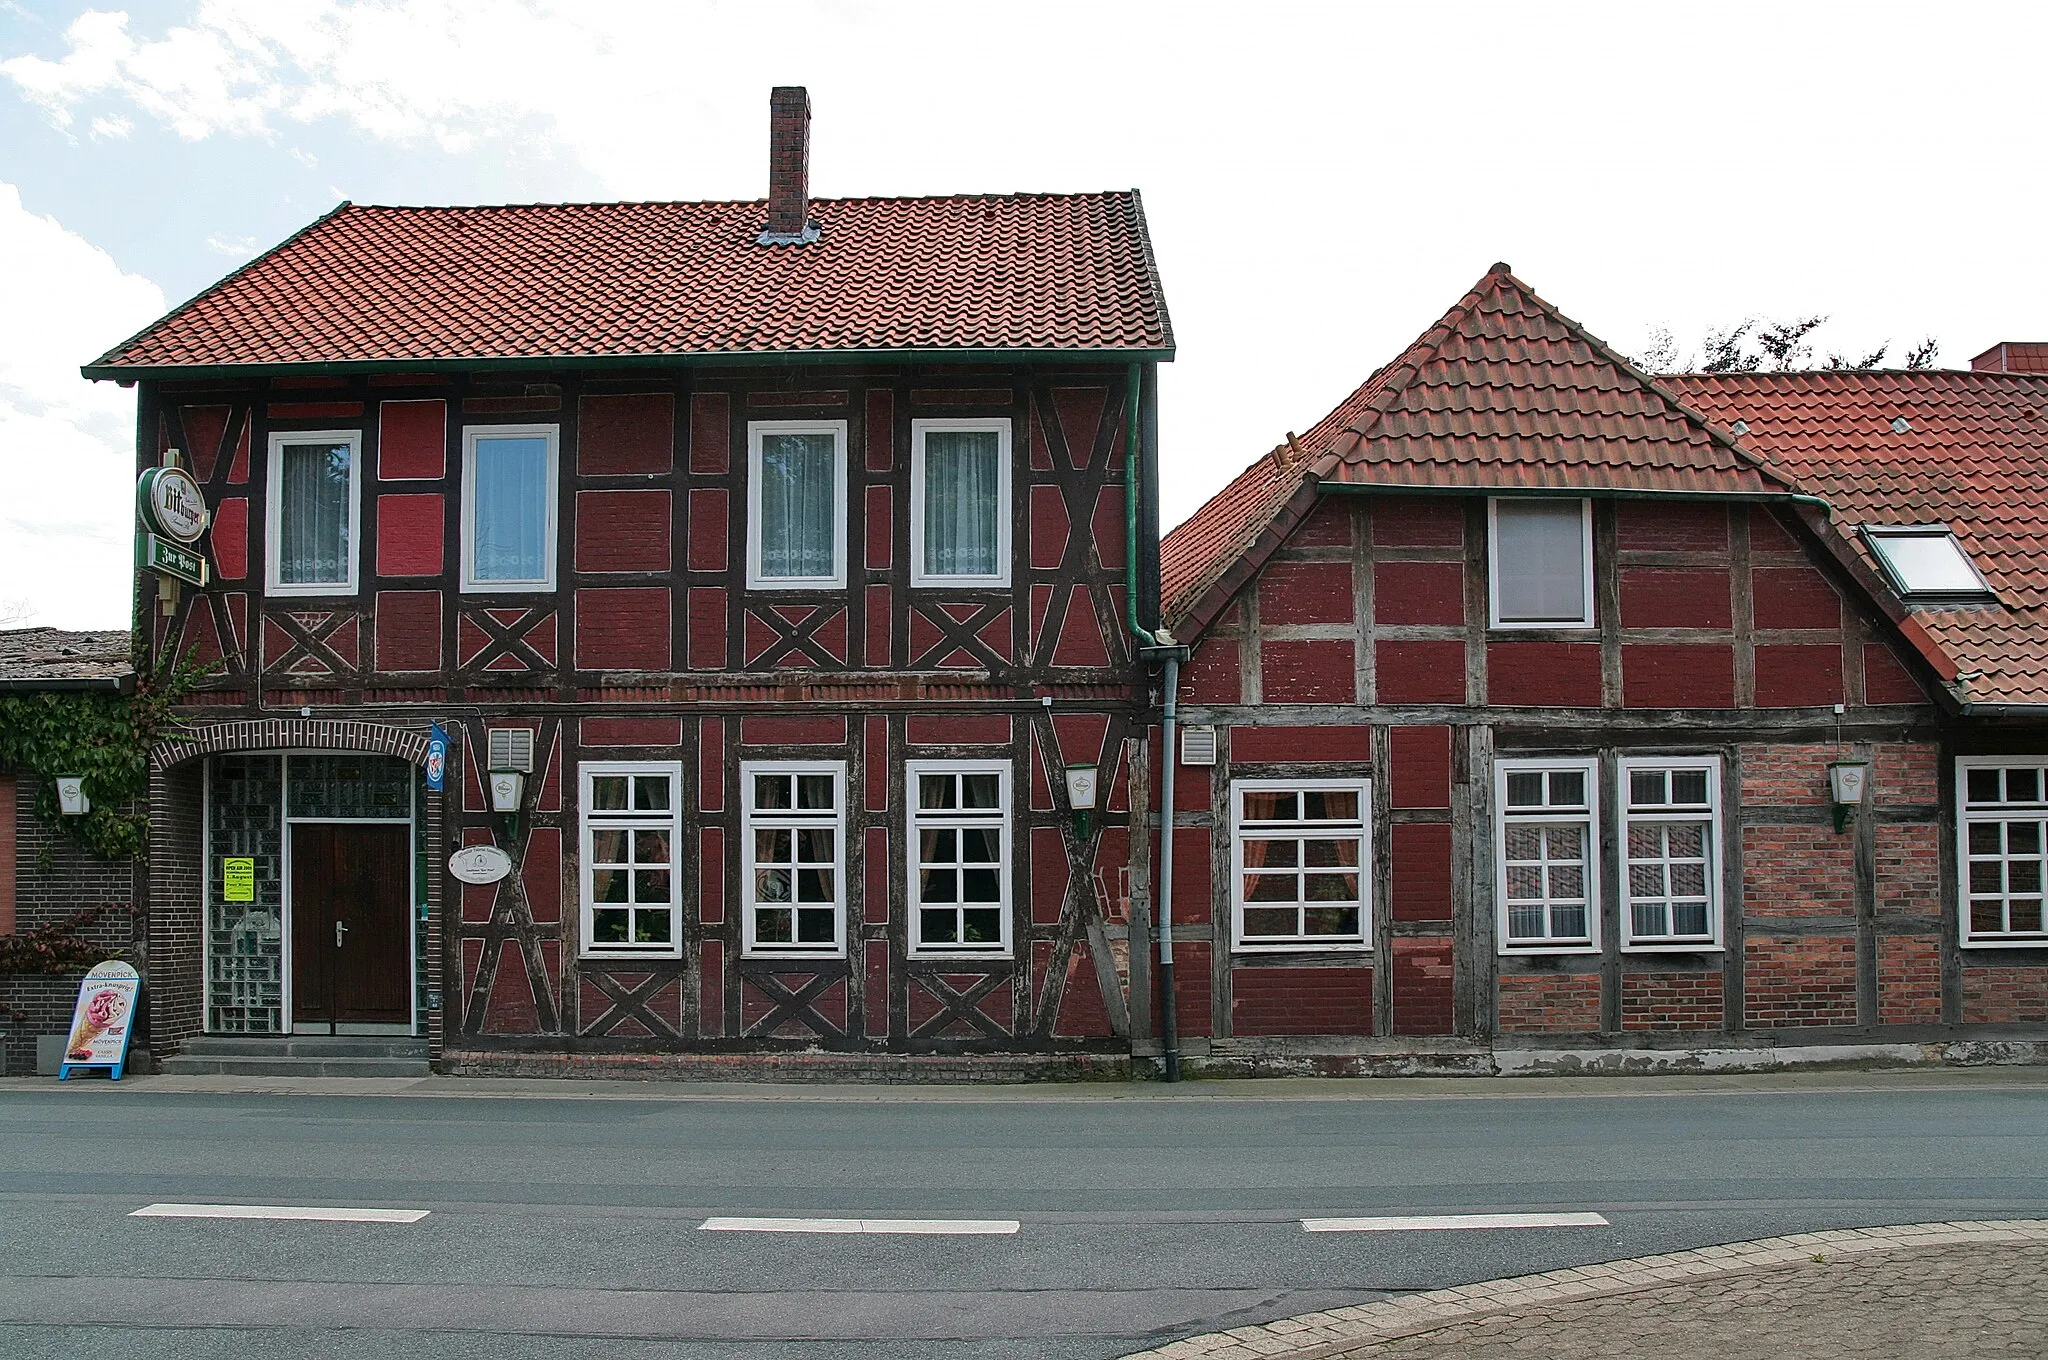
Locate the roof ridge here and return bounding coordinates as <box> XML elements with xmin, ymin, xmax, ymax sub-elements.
<box><xmin>343</xmin><ymin>190</ymin><xmax>1137</xmax><ymax>212</ymax></box>
<box><xmin>1301</xmin><ymin>269</ymin><xmax>1504</xmax><ymax>457</ymax></box>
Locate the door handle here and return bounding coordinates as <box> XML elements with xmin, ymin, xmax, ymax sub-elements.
<box><xmin>335</xmin><ymin>920</ymin><xmax>349</xmax><ymax>949</ymax></box>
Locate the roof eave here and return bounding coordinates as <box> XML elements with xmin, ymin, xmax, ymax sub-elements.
<box><xmin>0</xmin><ymin>674</ymin><xmax>135</xmax><ymax>694</ymax></box>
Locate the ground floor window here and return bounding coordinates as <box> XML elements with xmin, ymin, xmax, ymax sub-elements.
<box><xmin>1495</xmin><ymin>758</ymin><xmax>1598</xmax><ymax>952</ymax></box>
<box><xmin>907</xmin><ymin>760</ymin><xmax>1012</xmax><ymax>957</ymax></box>
<box><xmin>1960</xmin><ymin>759</ymin><xmax>2048</xmax><ymax>946</ymax></box>
<box><xmin>1230</xmin><ymin>778</ymin><xmax>1371</xmax><ymax>952</ymax></box>
<box><xmin>741</xmin><ymin>761</ymin><xmax>846</xmax><ymax>957</ymax></box>
<box><xmin>580</xmin><ymin>762</ymin><xmax>684</xmax><ymax>958</ymax></box>
<box><xmin>1620</xmin><ymin>757</ymin><xmax>1721</xmax><ymax>949</ymax></box>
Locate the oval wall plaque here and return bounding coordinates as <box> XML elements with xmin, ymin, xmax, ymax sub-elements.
<box><xmin>448</xmin><ymin>844</ymin><xmax>513</xmax><ymax>884</ymax></box>
<box><xmin>137</xmin><ymin>466</ymin><xmax>209</xmax><ymax>543</ymax></box>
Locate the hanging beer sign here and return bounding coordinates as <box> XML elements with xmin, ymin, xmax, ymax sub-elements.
<box><xmin>136</xmin><ymin>465</ymin><xmax>209</xmax><ymax>543</ymax></box>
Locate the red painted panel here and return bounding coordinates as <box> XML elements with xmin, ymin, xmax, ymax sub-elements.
<box><xmin>689</xmin><ymin>392</ymin><xmax>729</xmax><ymax>475</ymax></box>
<box><xmin>1754</xmin><ymin>643</ymin><xmax>1844</xmax><ymax>707</ymax></box>
<box><xmin>522</xmin><ymin>827</ymin><xmax>562</xmax><ymax>924</ymax></box>
<box><xmin>698</xmin><ymin>827</ymin><xmax>724</xmax><ymax>924</ymax></box>
<box><xmin>865</xmin><ymin>584</ymin><xmax>891</xmax><ymax>666</ymax></box>
<box><xmin>1051</xmin><ymin>589</ymin><xmax>1111</xmax><ymax>667</ymax></box>
<box><xmin>1183</xmin><ymin>639</ymin><xmax>1240</xmax><ymax>704</ymax></box>
<box><xmin>269</xmin><ymin>400</ymin><xmax>364</xmax><ymax>420</ymax></box>
<box><xmin>482</xmin><ymin>939</ymin><xmax>539</xmax><ymax>1034</ymax></box>
<box><xmin>740</xmin><ymin>716</ymin><xmax>848</xmax><ymax>746</ymax></box>
<box><xmin>1487</xmin><ymin>641</ymin><xmax>1602</xmax><ymax>707</ymax></box>
<box><xmin>687</xmin><ymin>489</ymin><xmax>728</xmax><ymax>571</ymax></box>
<box><xmin>1391</xmin><ymin>823</ymin><xmax>1452</xmax><ymax>920</ymax></box>
<box><xmin>227</xmin><ymin>419</ymin><xmax>251</xmax><ymax>483</ymax></box>
<box><xmin>699</xmin><ymin>718</ymin><xmax>724</xmax><ymax>811</ymax></box>
<box><xmin>1290</xmin><ymin>498</ymin><xmax>1353</xmax><ymax>547</ymax></box>
<box><xmin>1030</xmin><ymin>485</ymin><xmax>1070</xmax><ymax>569</ymax></box>
<box><xmin>1390</xmin><ymin>726</ymin><xmax>1452</xmax><ymax>809</ymax></box>
<box><xmin>1375</xmin><ymin>640</ymin><xmax>1465</xmax><ymax>703</ymax></box>
<box><xmin>1616</xmin><ymin>500</ymin><xmax>1728</xmax><ymax>551</ymax></box>
<box><xmin>866</xmin><ymin>484</ymin><xmax>893</xmax><ymax>569</ymax></box>
<box><xmin>1259</xmin><ymin>561</ymin><xmax>1354</xmax><ymax>625</ymax></box>
<box><xmin>178</xmin><ymin>600</ymin><xmax>225</xmax><ymax>668</ymax></box>
<box><xmin>579</xmin><ymin>392</ymin><xmax>673</xmax><ymax>475</ymax></box>
<box><xmin>1231</xmin><ymin>724</ymin><xmax>1373</xmax><ymax>764</ymax></box>
<box><xmin>375</xmin><ymin>493</ymin><xmax>444</xmax><ymax>577</ymax></box>
<box><xmin>1374</xmin><ymin>561</ymin><xmax>1463</xmax><ymax>625</ymax></box>
<box><xmin>1232</xmin><ymin>965</ymin><xmax>1372</xmax><ymax>1036</ymax></box>
<box><xmin>179</xmin><ymin>406</ymin><xmax>229</xmax><ymax>482</ymax></box>
<box><xmin>1864</xmin><ymin>642</ymin><xmax>1928</xmax><ymax>705</ymax></box>
<box><xmin>575</xmin><ymin>587</ymin><xmax>671</xmax><ymax>671</ymax></box>
<box><xmin>1170</xmin><ymin>834</ymin><xmax>1211</xmax><ymax>924</ymax></box>
<box><xmin>1392</xmin><ymin>937</ymin><xmax>1455</xmax><ymax>1035</ymax></box>
<box><xmin>377</xmin><ymin>399</ymin><xmax>445</xmax><ymax>479</ymax></box>
<box><xmin>866</xmin><ymin>388</ymin><xmax>894</xmax><ymax>473</ymax></box>
<box><xmin>908</xmin><ymin>715</ymin><xmax>1011</xmax><ymax>745</ymax></box>
<box><xmin>1261</xmin><ymin>640</ymin><xmax>1355</xmax><ymax>703</ymax></box>
<box><xmin>1152</xmin><ymin>940</ymin><xmax>1213</xmax><ymax>1037</ymax></box>
<box><xmin>582</xmin><ymin>716</ymin><xmax>682</xmax><ymax>746</ymax></box>
<box><xmin>865</xmin><ymin>827</ymin><xmax>889</xmax><ymax>924</ymax></box>
<box><xmin>1032</xmin><ymin>827</ymin><xmax>1067</xmax><ymax>925</ymax></box>
<box><xmin>575</xmin><ymin>490</ymin><xmax>670</xmax><ymax>573</ymax></box>
<box><xmin>1053</xmin><ymin>954</ymin><xmax>1112</xmax><ymax>1038</ymax></box>
<box><xmin>1092</xmin><ymin>485</ymin><xmax>1125</xmax><ymax>573</ymax></box>
<box><xmin>1750</xmin><ymin>506</ymin><xmax>1802</xmax><ymax>553</ymax></box>
<box><xmin>1622</xmin><ymin>643</ymin><xmax>1736</xmax><ymax>708</ymax></box>
<box><xmin>1371</xmin><ymin>497</ymin><xmax>1463</xmax><ymax>547</ymax></box>
<box><xmin>1052</xmin><ymin>714</ymin><xmax>1110</xmax><ymax>770</ymax></box>
<box><xmin>1053</xmin><ymin>388</ymin><xmax>1108</xmax><ymax>469</ymax></box>
<box><xmin>1029</xmin><ymin>584</ymin><xmax>1052</xmax><ymax>650</ymax></box>
<box><xmin>700</xmin><ymin>940</ymin><xmax>724</xmax><ymax>1037</ymax></box>
<box><xmin>1753</xmin><ymin>566</ymin><xmax>1842</xmax><ymax>630</ymax></box>
<box><xmin>687</xmin><ymin>587</ymin><xmax>727</xmax><ymax>669</ymax></box>
<box><xmin>1619</xmin><ymin>568</ymin><xmax>1733</xmax><ymax>629</ymax></box>
<box><xmin>374</xmin><ymin>591</ymin><xmax>441</xmax><ymax>672</ymax></box>
<box><xmin>210</xmin><ymin>497</ymin><xmax>248</xmax><ymax>579</ymax></box>
<box><xmin>1029</xmin><ymin>405</ymin><xmax>1053</xmax><ymax>471</ymax></box>
<box><xmin>864</xmin><ymin>941</ymin><xmax>889</xmax><ymax>1038</ymax></box>
<box><xmin>865</xmin><ymin>716</ymin><xmax>888</xmax><ymax>810</ymax></box>
<box><xmin>975</xmin><ymin>608</ymin><xmax>1013</xmax><ymax>662</ymax></box>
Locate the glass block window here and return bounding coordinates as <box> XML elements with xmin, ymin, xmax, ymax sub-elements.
<box><xmin>1231</xmin><ymin>779</ymin><xmax>1372</xmax><ymax>951</ymax></box>
<box><xmin>908</xmin><ymin>760</ymin><xmax>1011</xmax><ymax>956</ymax></box>
<box><xmin>742</xmin><ymin>762</ymin><xmax>846</xmax><ymax>957</ymax></box>
<box><xmin>1496</xmin><ymin>759</ymin><xmax>1599</xmax><ymax>952</ymax></box>
<box><xmin>1960</xmin><ymin>761</ymin><xmax>2048</xmax><ymax>945</ymax></box>
<box><xmin>1621</xmin><ymin>758</ymin><xmax>1721</xmax><ymax>947</ymax></box>
<box><xmin>206</xmin><ymin>754</ymin><xmax>285</xmax><ymax>1034</ymax></box>
<box><xmin>286</xmin><ymin>755</ymin><xmax>413</xmax><ymax>819</ymax></box>
<box><xmin>580</xmin><ymin>762</ymin><xmax>684</xmax><ymax>957</ymax></box>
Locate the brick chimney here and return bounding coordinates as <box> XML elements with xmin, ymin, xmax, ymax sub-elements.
<box><xmin>1971</xmin><ymin>343</ymin><xmax>2048</xmax><ymax>374</ymax></box>
<box><xmin>759</xmin><ymin>86</ymin><xmax>818</xmax><ymax>245</ymax></box>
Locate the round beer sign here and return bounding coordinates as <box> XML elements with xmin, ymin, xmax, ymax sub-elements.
<box><xmin>137</xmin><ymin>466</ymin><xmax>209</xmax><ymax>543</ymax></box>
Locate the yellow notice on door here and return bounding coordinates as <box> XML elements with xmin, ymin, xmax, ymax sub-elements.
<box><xmin>222</xmin><ymin>857</ymin><xmax>255</xmax><ymax>902</ymax></box>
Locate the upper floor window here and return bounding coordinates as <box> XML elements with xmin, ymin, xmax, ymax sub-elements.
<box><xmin>1960</xmin><ymin>760</ymin><xmax>2048</xmax><ymax>947</ymax></box>
<box><xmin>1495</xmin><ymin>758</ymin><xmax>1599</xmax><ymax>953</ymax></box>
<box><xmin>1231</xmin><ymin>778</ymin><xmax>1372</xmax><ymax>952</ymax></box>
<box><xmin>1490</xmin><ymin>498</ymin><xmax>1593</xmax><ymax>628</ymax></box>
<box><xmin>580</xmin><ymin>762</ymin><xmax>683</xmax><ymax>958</ymax></box>
<box><xmin>742</xmin><ymin>761</ymin><xmax>846</xmax><ymax>958</ymax></box>
<box><xmin>748</xmin><ymin>420</ymin><xmax>847</xmax><ymax>589</ymax></box>
<box><xmin>907</xmin><ymin>760</ymin><xmax>1011</xmax><ymax>957</ymax></box>
<box><xmin>267</xmin><ymin>430</ymin><xmax>361</xmax><ymax>596</ymax></box>
<box><xmin>912</xmin><ymin>418</ymin><xmax>1011</xmax><ymax>587</ymax></box>
<box><xmin>462</xmin><ymin>425</ymin><xmax>557</xmax><ymax>592</ymax></box>
<box><xmin>1620</xmin><ymin>757</ymin><xmax>1721</xmax><ymax>950</ymax></box>
<box><xmin>1863</xmin><ymin>525</ymin><xmax>1995</xmax><ymax>603</ymax></box>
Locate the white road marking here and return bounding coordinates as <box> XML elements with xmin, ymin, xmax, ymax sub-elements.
<box><xmin>130</xmin><ymin>1203</ymin><xmax>431</xmax><ymax>1223</ymax></box>
<box><xmin>1303</xmin><ymin>1212</ymin><xmax>1610</xmax><ymax>1232</ymax></box>
<box><xmin>699</xmin><ymin>1216</ymin><xmax>1020</xmax><ymax>1235</ymax></box>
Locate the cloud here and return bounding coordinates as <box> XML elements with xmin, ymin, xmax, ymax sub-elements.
<box><xmin>0</xmin><ymin>182</ymin><xmax>165</xmax><ymax>628</ymax></box>
<box><xmin>204</xmin><ymin>232</ymin><xmax>260</xmax><ymax>257</ymax></box>
<box><xmin>87</xmin><ymin>112</ymin><xmax>129</xmax><ymax>138</ymax></box>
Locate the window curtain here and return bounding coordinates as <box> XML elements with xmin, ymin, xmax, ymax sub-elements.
<box><xmin>278</xmin><ymin>441</ymin><xmax>351</xmax><ymax>584</ymax></box>
<box><xmin>1495</xmin><ymin>500</ymin><xmax>1586</xmax><ymax>620</ymax></box>
<box><xmin>472</xmin><ymin>436</ymin><xmax>549</xmax><ymax>582</ymax></box>
<box><xmin>760</xmin><ymin>433</ymin><xmax>837</xmax><ymax>578</ymax></box>
<box><xmin>923</xmin><ymin>430</ymin><xmax>1000</xmax><ymax>576</ymax></box>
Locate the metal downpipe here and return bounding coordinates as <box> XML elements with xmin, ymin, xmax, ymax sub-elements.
<box><xmin>1157</xmin><ymin>653</ymin><xmax>1182</xmax><ymax>1082</ymax></box>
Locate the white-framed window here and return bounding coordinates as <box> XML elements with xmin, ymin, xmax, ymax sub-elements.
<box><xmin>741</xmin><ymin>761</ymin><xmax>846</xmax><ymax>958</ymax></box>
<box><xmin>747</xmin><ymin>419</ymin><xmax>847</xmax><ymax>589</ymax></box>
<box><xmin>907</xmin><ymin>759</ymin><xmax>1011</xmax><ymax>957</ymax></box>
<box><xmin>1959</xmin><ymin>759</ymin><xmax>2048</xmax><ymax>947</ymax></box>
<box><xmin>1495</xmin><ymin>758</ymin><xmax>1600</xmax><ymax>954</ymax></box>
<box><xmin>1863</xmin><ymin>525</ymin><xmax>1995</xmax><ymax>602</ymax></box>
<box><xmin>461</xmin><ymin>424</ymin><xmax>558</xmax><ymax>592</ymax></box>
<box><xmin>579</xmin><ymin>761</ymin><xmax>683</xmax><ymax>958</ymax></box>
<box><xmin>266</xmin><ymin>429</ymin><xmax>362</xmax><ymax>596</ymax></box>
<box><xmin>1619</xmin><ymin>757</ymin><xmax>1722</xmax><ymax>950</ymax></box>
<box><xmin>1230</xmin><ymin>778</ymin><xmax>1372</xmax><ymax>952</ymax></box>
<box><xmin>911</xmin><ymin>418</ymin><xmax>1011</xmax><ymax>587</ymax></box>
<box><xmin>1489</xmin><ymin>497</ymin><xmax>1594</xmax><ymax>628</ymax></box>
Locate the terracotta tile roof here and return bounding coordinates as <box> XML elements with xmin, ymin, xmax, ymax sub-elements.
<box><xmin>1669</xmin><ymin>370</ymin><xmax>2048</xmax><ymax>707</ymax></box>
<box><xmin>1158</xmin><ymin>444</ymin><xmax>1319</xmax><ymax>636</ymax></box>
<box><xmin>0</xmin><ymin>628</ymin><xmax>133</xmax><ymax>688</ymax></box>
<box><xmin>1971</xmin><ymin>342</ymin><xmax>2048</xmax><ymax>374</ymax></box>
<box><xmin>87</xmin><ymin>194</ymin><xmax>1172</xmax><ymax>375</ymax></box>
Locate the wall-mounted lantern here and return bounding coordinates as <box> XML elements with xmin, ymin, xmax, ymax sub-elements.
<box><xmin>54</xmin><ymin>776</ymin><xmax>90</xmax><ymax>817</ymax></box>
<box><xmin>488</xmin><ymin>768</ymin><xmax>526</xmax><ymax>837</ymax></box>
<box><xmin>1828</xmin><ymin>760</ymin><xmax>1870</xmax><ymax>832</ymax></box>
<box><xmin>1065</xmin><ymin>764</ymin><xmax>1099</xmax><ymax>840</ymax></box>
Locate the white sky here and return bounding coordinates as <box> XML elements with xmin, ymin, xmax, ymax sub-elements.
<box><xmin>2</xmin><ymin>0</ymin><xmax>2045</xmax><ymax>627</ymax></box>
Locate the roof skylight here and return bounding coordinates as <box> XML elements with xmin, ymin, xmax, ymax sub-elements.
<box><xmin>1863</xmin><ymin>526</ymin><xmax>1995</xmax><ymax>601</ymax></box>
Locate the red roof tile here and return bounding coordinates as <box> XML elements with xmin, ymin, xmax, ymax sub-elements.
<box><xmin>88</xmin><ymin>194</ymin><xmax>1172</xmax><ymax>375</ymax></box>
<box><xmin>1971</xmin><ymin>342</ymin><xmax>2048</xmax><ymax>374</ymax></box>
<box><xmin>1669</xmin><ymin>370</ymin><xmax>2048</xmax><ymax>707</ymax></box>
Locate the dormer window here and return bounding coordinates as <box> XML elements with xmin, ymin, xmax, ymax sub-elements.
<box><xmin>1863</xmin><ymin>526</ymin><xmax>1995</xmax><ymax>603</ymax></box>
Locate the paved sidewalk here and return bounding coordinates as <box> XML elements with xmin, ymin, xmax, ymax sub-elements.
<box><xmin>1128</xmin><ymin>1221</ymin><xmax>2048</xmax><ymax>1359</ymax></box>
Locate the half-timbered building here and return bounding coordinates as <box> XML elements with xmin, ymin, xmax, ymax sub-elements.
<box><xmin>88</xmin><ymin>88</ymin><xmax>1171</xmax><ymax>1074</ymax></box>
<box><xmin>1145</xmin><ymin>264</ymin><xmax>2048</xmax><ymax>1073</ymax></box>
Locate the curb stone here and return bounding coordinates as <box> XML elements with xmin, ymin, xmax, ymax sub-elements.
<box><xmin>1121</xmin><ymin>1220</ymin><xmax>2048</xmax><ymax>1359</ymax></box>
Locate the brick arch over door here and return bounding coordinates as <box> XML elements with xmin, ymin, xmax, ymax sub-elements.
<box><xmin>151</xmin><ymin>716</ymin><xmax>435</xmax><ymax>772</ymax></box>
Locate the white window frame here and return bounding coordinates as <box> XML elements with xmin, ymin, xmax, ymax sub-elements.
<box><xmin>906</xmin><ymin>758</ymin><xmax>1013</xmax><ymax>959</ymax></box>
<box><xmin>1957</xmin><ymin>757</ymin><xmax>2048</xmax><ymax>948</ymax></box>
<box><xmin>1229</xmin><ymin>777</ymin><xmax>1373</xmax><ymax>954</ymax></box>
<box><xmin>578</xmin><ymin>760</ymin><xmax>684</xmax><ymax>960</ymax></box>
<box><xmin>1488</xmin><ymin>496</ymin><xmax>1595</xmax><ymax>629</ymax></box>
<box><xmin>1618</xmin><ymin>755</ymin><xmax>1724</xmax><ymax>952</ymax></box>
<box><xmin>746</xmin><ymin>419</ymin><xmax>848</xmax><ymax>590</ymax></box>
<box><xmin>910</xmin><ymin>417</ymin><xmax>1013</xmax><ymax>588</ymax></box>
<box><xmin>740</xmin><ymin>760</ymin><xmax>848</xmax><ymax>959</ymax></box>
<box><xmin>265</xmin><ymin>429</ymin><xmax>363</xmax><ymax>597</ymax></box>
<box><xmin>460</xmin><ymin>423</ymin><xmax>559</xmax><ymax>593</ymax></box>
<box><xmin>1494</xmin><ymin>757</ymin><xmax>1601</xmax><ymax>955</ymax></box>
<box><xmin>1862</xmin><ymin>525</ymin><xmax>1996</xmax><ymax>602</ymax></box>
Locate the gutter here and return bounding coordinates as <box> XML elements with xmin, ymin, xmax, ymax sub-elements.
<box><xmin>0</xmin><ymin>675</ymin><xmax>134</xmax><ymax>694</ymax></box>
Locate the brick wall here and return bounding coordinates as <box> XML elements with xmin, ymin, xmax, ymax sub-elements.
<box><xmin>1497</xmin><ymin>973</ymin><xmax>1600</xmax><ymax>1033</ymax></box>
<box><xmin>1961</xmin><ymin>967</ymin><xmax>2048</xmax><ymax>1024</ymax></box>
<box><xmin>1232</xmin><ymin>965</ymin><xmax>1372</xmax><ymax>1036</ymax></box>
<box><xmin>1621</xmin><ymin>971</ymin><xmax>1722</xmax><ymax>1030</ymax></box>
<box><xmin>1745</xmin><ymin>936</ymin><xmax>1858</xmax><ymax>1027</ymax></box>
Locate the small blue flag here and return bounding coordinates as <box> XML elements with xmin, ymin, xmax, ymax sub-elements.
<box><xmin>425</xmin><ymin>721</ymin><xmax>447</xmax><ymax>793</ymax></box>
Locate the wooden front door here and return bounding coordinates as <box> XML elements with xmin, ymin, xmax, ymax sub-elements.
<box><xmin>291</xmin><ymin>824</ymin><xmax>411</xmax><ymax>1028</ymax></box>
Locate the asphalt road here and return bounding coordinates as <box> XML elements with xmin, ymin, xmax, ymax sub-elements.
<box><xmin>3</xmin><ymin>1070</ymin><xmax>2047</xmax><ymax>1358</ymax></box>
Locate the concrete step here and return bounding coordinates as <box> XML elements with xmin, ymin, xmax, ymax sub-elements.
<box><xmin>159</xmin><ymin>1055</ymin><xmax>432</xmax><ymax>1078</ymax></box>
<box><xmin>177</xmin><ymin>1037</ymin><xmax>428</xmax><ymax>1060</ymax></box>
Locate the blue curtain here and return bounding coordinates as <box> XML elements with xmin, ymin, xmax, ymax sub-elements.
<box><xmin>472</xmin><ymin>435</ymin><xmax>549</xmax><ymax>583</ymax></box>
<box><xmin>760</xmin><ymin>432</ymin><xmax>836</xmax><ymax>578</ymax></box>
<box><xmin>924</xmin><ymin>430</ymin><xmax>999</xmax><ymax>576</ymax></box>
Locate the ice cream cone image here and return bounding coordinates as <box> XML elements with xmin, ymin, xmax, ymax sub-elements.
<box><xmin>66</xmin><ymin>988</ymin><xmax>127</xmax><ymax>1061</ymax></box>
